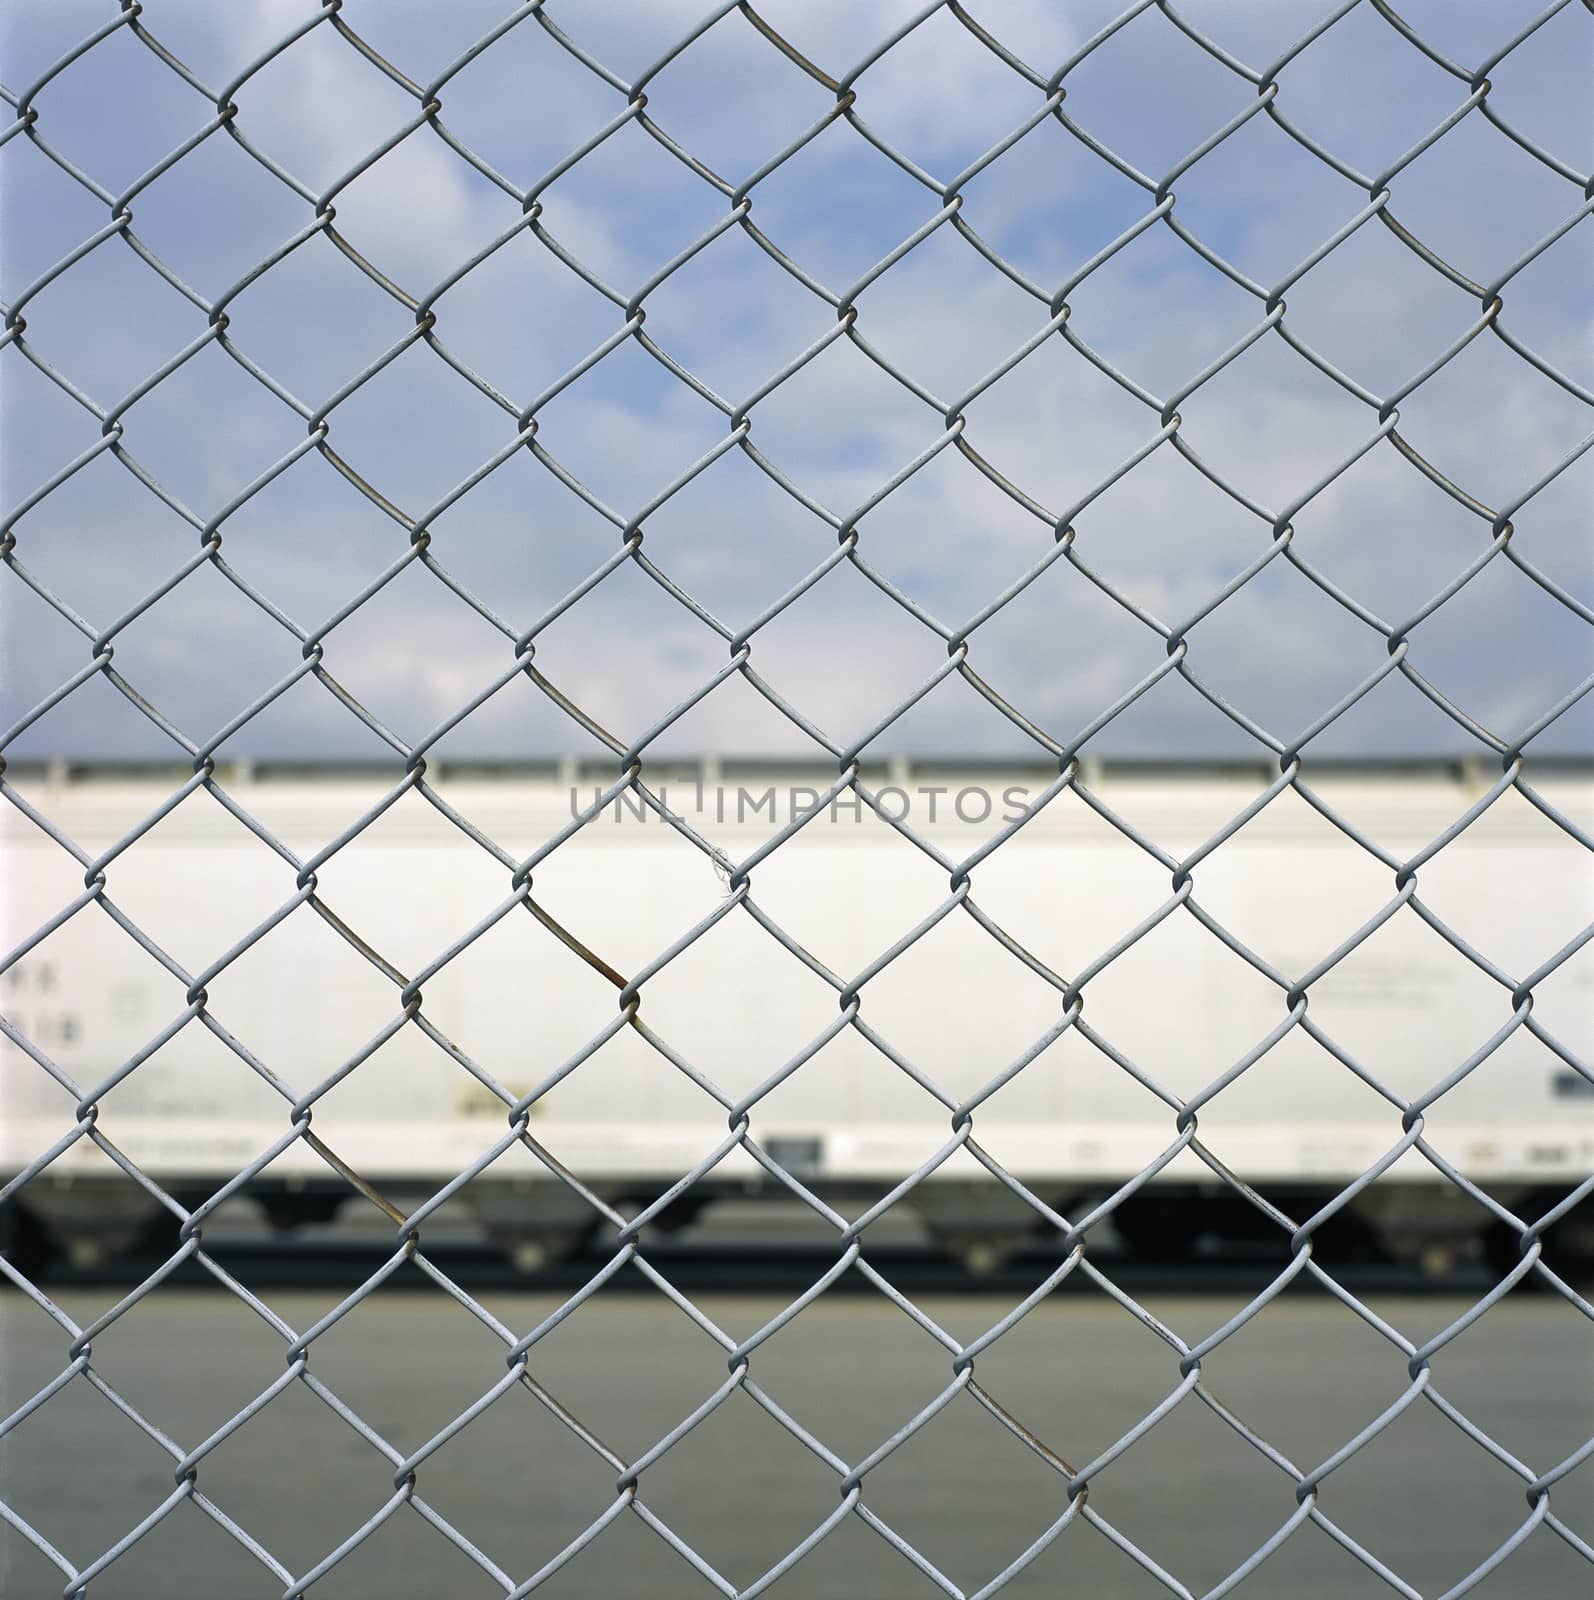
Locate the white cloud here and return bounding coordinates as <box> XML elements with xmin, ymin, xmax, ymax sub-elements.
<box><xmin>2</xmin><ymin>0</ymin><xmax>1589</xmax><ymax>766</ymax></box>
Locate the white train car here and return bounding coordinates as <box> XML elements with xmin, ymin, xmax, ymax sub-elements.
<box><xmin>3</xmin><ymin>757</ymin><xmax>1592</xmax><ymax>1276</ymax></box>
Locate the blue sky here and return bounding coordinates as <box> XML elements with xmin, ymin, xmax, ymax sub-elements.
<box><xmin>2</xmin><ymin>0</ymin><xmax>1590</xmax><ymax>764</ymax></box>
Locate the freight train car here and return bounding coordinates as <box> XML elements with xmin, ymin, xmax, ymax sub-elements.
<box><xmin>3</xmin><ymin>757</ymin><xmax>1592</xmax><ymax>1277</ymax></box>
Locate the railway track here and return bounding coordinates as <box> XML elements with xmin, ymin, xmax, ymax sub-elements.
<box><xmin>8</xmin><ymin>1227</ymin><xmax>1501</xmax><ymax>1297</ymax></box>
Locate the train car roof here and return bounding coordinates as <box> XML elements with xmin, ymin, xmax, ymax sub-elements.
<box><xmin>5</xmin><ymin>754</ymin><xmax>1592</xmax><ymax>784</ymax></box>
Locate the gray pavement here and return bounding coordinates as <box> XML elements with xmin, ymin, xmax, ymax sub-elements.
<box><xmin>3</xmin><ymin>1285</ymin><xmax>1591</xmax><ymax>1598</ymax></box>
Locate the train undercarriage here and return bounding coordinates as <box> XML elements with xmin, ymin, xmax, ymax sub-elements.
<box><xmin>4</xmin><ymin>1173</ymin><xmax>1591</xmax><ymax>1285</ymax></box>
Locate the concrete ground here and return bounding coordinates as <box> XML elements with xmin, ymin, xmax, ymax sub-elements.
<box><xmin>2</xmin><ymin>1278</ymin><xmax>1591</xmax><ymax>1598</ymax></box>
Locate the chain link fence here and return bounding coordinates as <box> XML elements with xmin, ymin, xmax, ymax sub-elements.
<box><xmin>2</xmin><ymin>1</ymin><xmax>1592</xmax><ymax>1595</ymax></box>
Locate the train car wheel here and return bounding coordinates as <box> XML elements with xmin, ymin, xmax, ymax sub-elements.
<box><xmin>924</xmin><ymin>1226</ymin><xmax>1028</xmax><ymax>1276</ymax></box>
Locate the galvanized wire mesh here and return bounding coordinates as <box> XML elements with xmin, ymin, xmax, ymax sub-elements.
<box><xmin>2</xmin><ymin>1</ymin><xmax>1592</xmax><ymax>1595</ymax></box>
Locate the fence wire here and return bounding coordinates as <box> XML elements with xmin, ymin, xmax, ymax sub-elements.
<box><xmin>2</xmin><ymin>1</ymin><xmax>1593</xmax><ymax>1595</ymax></box>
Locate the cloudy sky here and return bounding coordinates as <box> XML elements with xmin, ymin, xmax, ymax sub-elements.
<box><xmin>2</xmin><ymin>0</ymin><xmax>1590</xmax><ymax>765</ymax></box>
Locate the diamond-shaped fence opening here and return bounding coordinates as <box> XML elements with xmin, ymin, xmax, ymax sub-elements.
<box><xmin>1</xmin><ymin>1</ymin><xmax>1591</xmax><ymax>1595</ymax></box>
